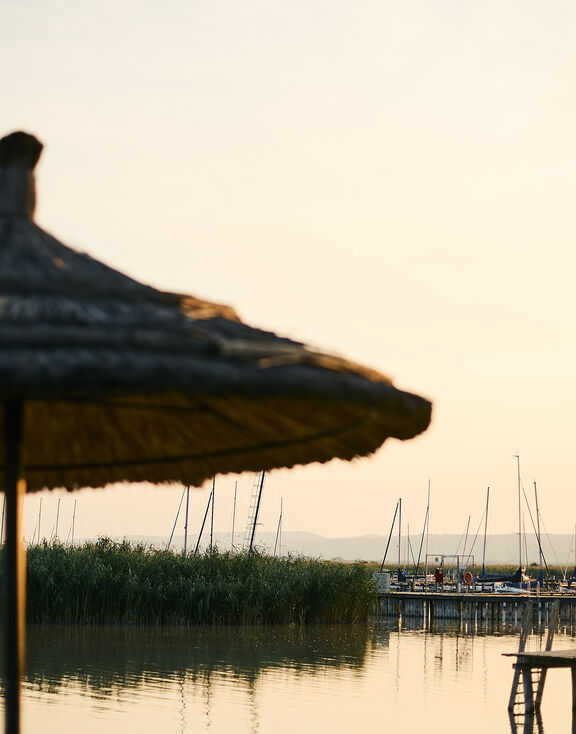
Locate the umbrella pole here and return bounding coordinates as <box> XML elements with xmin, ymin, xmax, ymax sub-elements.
<box><xmin>4</xmin><ymin>398</ymin><xmax>26</xmax><ymax>734</ymax></box>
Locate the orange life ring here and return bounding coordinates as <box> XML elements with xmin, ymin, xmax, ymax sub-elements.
<box><xmin>463</xmin><ymin>571</ymin><xmax>473</xmax><ymax>586</ymax></box>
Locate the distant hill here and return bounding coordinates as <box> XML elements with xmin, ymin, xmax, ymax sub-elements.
<box><xmin>101</xmin><ymin>531</ymin><xmax>576</xmax><ymax>567</ymax></box>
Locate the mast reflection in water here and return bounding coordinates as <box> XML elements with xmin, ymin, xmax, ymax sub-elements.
<box><xmin>2</xmin><ymin>623</ymin><xmax>575</xmax><ymax>733</ymax></box>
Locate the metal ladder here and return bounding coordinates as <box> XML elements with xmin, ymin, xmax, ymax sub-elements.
<box><xmin>508</xmin><ymin>600</ymin><xmax>560</xmax><ymax>714</ymax></box>
<box><xmin>243</xmin><ymin>471</ymin><xmax>265</xmax><ymax>550</ymax></box>
<box><xmin>509</xmin><ymin>666</ymin><xmax>544</xmax><ymax>714</ymax></box>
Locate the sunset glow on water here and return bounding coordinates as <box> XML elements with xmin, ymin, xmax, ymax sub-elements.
<box><xmin>14</xmin><ymin>623</ymin><xmax>576</xmax><ymax>733</ymax></box>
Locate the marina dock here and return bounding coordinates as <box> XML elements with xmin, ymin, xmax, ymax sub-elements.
<box><xmin>377</xmin><ymin>592</ymin><xmax>576</xmax><ymax>632</ymax></box>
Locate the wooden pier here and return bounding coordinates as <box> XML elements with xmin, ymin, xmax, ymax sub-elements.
<box><xmin>377</xmin><ymin>592</ymin><xmax>576</xmax><ymax>632</ymax></box>
<box><xmin>506</xmin><ymin>650</ymin><xmax>576</xmax><ymax>713</ymax></box>
<box><xmin>504</xmin><ymin>599</ymin><xmax>576</xmax><ymax>720</ymax></box>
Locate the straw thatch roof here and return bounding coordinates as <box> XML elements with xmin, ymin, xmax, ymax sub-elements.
<box><xmin>0</xmin><ymin>131</ymin><xmax>432</xmax><ymax>492</ymax></box>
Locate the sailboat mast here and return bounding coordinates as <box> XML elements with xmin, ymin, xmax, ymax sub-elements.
<box><xmin>194</xmin><ymin>490</ymin><xmax>213</xmax><ymax>555</ymax></box>
<box><xmin>482</xmin><ymin>487</ymin><xmax>490</xmax><ymax>574</ymax></box>
<box><xmin>573</xmin><ymin>523</ymin><xmax>576</xmax><ymax>579</ymax></box>
<box><xmin>522</xmin><ymin>516</ymin><xmax>528</xmax><ymax>575</ymax></box>
<box><xmin>210</xmin><ymin>477</ymin><xmax>215</xmax><ymax>551</ymax></box>
<box><xmin>183</xmin><ymin>486</ymin><xmax>190</xmax><ymax>556</ymax></box>
<box><xmin>424</xmin><ymin>480</ymin><xmax>431</xmax><ymax>580</ymax></box>
<box><xmin>231</xmin><ymin>481</ymin><xmax>237</xmax><ymax>550</ymax></box>
<box><xmin>274</xmin><ymin>498</ymin><xmax>283</xmax><ymax>556</ymax></box>
<box><xmin>168</xmin><ymin>486</ymin><xmax>186</xmax><ymax>550</ymax></box>
<box><xmin>71</xmin><ymin>499</ymin><xmax>77</xmax><ymax>546</ymax></box>
<box><xmin>54</xmin><ymin>498</ymin><xmax>61</xmax><ymax>541</ymax></box>
<box><xmin>0</xmin><ymin>495</ymin><xmax>5</xmax><ymax>545</ymax></box>
<box><xmin>37</xmin><ymin>497</ymin><xmax>41</xmax><ymax>545</ymax></box>
<box><xmin>379</xmin><ymin>500</ymin><xmax>399</xmax><ymax>573</ymax></box>
<box><xmin>407</xmin><ymin>523</ymin><xmax>410</xmax><ymax>568</ymax></box>
<box><xmin>415</xmin><ymin>487</ymin><xmax>429</xmax><ymax>575</ymax></box>
<box><xmin>248</xmin><ymin>471</ymin><xmax>265</xmax><ymax>552</ymax></box>
<box><xmin>534</xmin><ymin>481</ymin><xmax>543</xmax><ymax>576</ymax></box>
<box><xmin>462</xmin><ymin>515</ymin><xmax>471</xmax><ymax>559</ymax></box>
<box><xmin>397</xmin><ymin>497</ymin><xmax>402</xmax><ymax>573</ymax></box>
<box><xmin>407</xmin><ymin>524</ymin><xmax>416</xmax><ymax>567</ymax></box>
<box><xmin>515</xmin><ymin>455</ymin><xmax>522</xmax><ymax>570</ymax></box>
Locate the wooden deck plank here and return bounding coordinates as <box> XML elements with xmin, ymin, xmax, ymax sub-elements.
<box><xmin>504</xmin><ymin>650</ymin><xmax>576</xmax><ymax>668</ymax></box>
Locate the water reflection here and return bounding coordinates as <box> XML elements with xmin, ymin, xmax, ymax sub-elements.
<box><xmin>3</xmin><ymin>622</ymin><xmax>574</xmax><ymax>733</ymax></box>
<box><xmin>509</xmin><ymin>710</ymin><xmax>545</xmax><ymax>734</ymax></box>
<box><xmin>507</xmin><ymin>709</ymin><xmax>576</xmax><ymax>734</ymax></box>
<box><xmin>373</xmin><ymin>618</ymin><xmax>576</xmax><ymax>734</ymax></box>
<box><xmin>392</xmin><ymin>609</ymin><xmax>576</xmax><ymax>638</ymax></box>
<box><xmin>507</xmin><ymin>690</ymin><xmax>576</xmax><ymax>733</ymax></box>
<box><xmin>25</xmin><ymin>623</ymin><xmax>373</xmax><ymax>694</ymax></box>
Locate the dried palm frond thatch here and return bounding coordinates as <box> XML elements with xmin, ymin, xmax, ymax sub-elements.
<box><xmin>0</xmin><ymin>129</ymin><xmax>432</xmax><ymax>734</ymax></box>
<box><xmin>0</xmin><ymin>131</ymin><xmax>431</xmax><ymax>493</ymax></box>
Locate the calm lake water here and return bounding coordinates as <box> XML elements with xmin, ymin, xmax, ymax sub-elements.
<box><xmin>9</xmin><ymin>620</ymin><xmax>576</xmax><ymax>733</ymax></box>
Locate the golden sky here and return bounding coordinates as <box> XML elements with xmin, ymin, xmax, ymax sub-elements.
<box><xmin>4</xmin><ymin>1</ymin><xmax>576</xmax><ymax>541</ymax></box>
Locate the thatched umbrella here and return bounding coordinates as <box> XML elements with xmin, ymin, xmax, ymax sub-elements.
<box><xmin>0</xmin><ymin>131</ymin><xmax>432</xmax><ymax>733</ymax></box>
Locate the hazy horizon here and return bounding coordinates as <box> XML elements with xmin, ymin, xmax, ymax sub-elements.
<box><xmin>51</xmin><ymin>529</ymin><xmax>576</xmax><ymax>568</ymax></box>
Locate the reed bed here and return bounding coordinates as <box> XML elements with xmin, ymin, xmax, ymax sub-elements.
<box><xmin>17</xmin><ymin>539</ymin><xmax>377</xmax><ymax>625</ymax></box>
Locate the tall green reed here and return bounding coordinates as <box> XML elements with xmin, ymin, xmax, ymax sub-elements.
<box><xmin>14</xmin><ymin>539</ymin><xmax>377</xmax><ymax>625</ymax></box>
